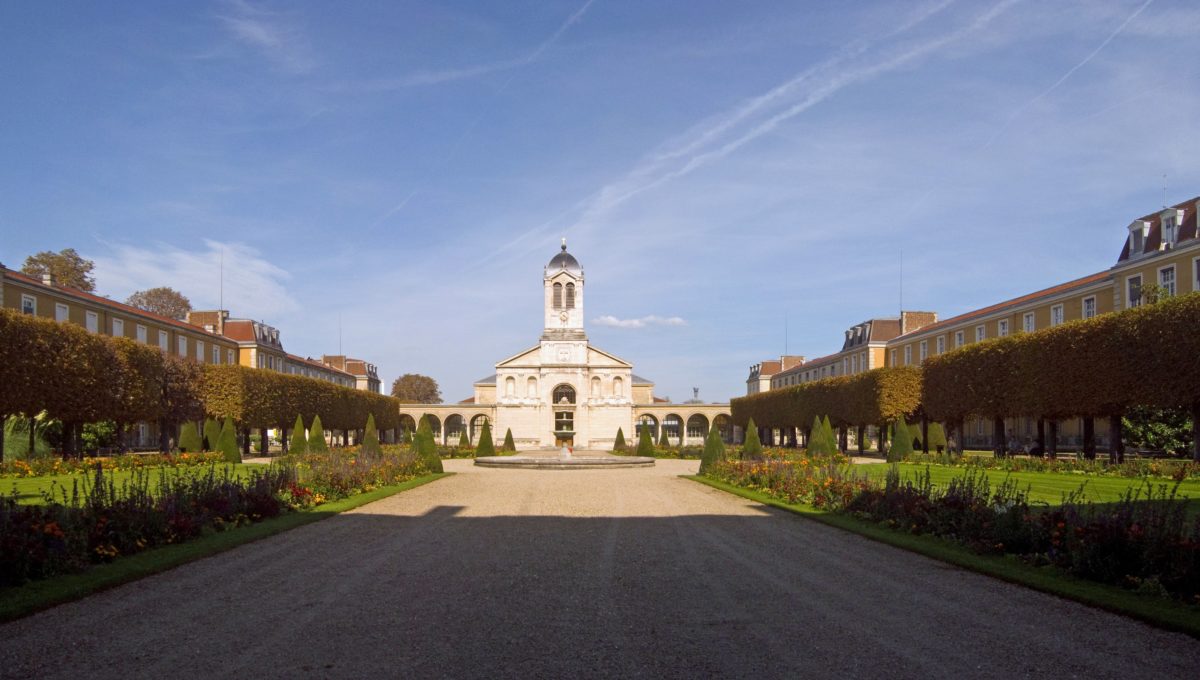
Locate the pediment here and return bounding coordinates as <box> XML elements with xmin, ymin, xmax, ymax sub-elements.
<box><xmin>496</xmin><ymin>345</ymin><xmax>542</xmax><ymax>368</ymax></box>
<box><xmin>588</xmin><ymin>345</ymin><xmax>632</xmax><ymax>368</ymax></box>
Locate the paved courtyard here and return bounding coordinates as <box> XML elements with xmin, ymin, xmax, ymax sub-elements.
<box><xmin>2</xmin><ymin>459</ymin><xmax>1199</xmax><ymax>679</ymax></box>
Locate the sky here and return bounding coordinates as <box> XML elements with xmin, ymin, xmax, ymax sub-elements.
<box><xmin>2</xmin><ymin>0</ymin><xmax>1198</xmax><ymax>403</ymax></box>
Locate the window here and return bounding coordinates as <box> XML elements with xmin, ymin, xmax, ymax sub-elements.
<box><xmin>86</xmin><ymin>311</ymin><xmax>98</xmax><ymax>333</ymax></box>
<box><xmin>889</xmin><ymin>349</ymin><xmax>897</xmax><ymax>366</ymax></box>
<box><xmin>918</xmin><ymin>341</ymin><xmax>927</xmax><ymax>363</ymax></box>
<box><xmin>954</xmin><ymin>330</ymin><xmax>964</xmax><ymax>348</ymax></box>
<box><xmin>1163</xmin><ymin>216</ymin><xmax>1177</xmax><ymax>246</ymax></box>
<box><xmin>212</xmin><ymin>346</ymin><xmax>220</xmax><ymax>364</ymax></box>
<box><xmin>850</xmin><ymin>355</ymin><xmax>857</xmax><ymax>373</ymax></box>
<box><xmin>178</xmin><ymin>336</ymin><xmax>187</xmax><ymax>356</ymax></box>
<box><xmin>1160</xmin><ymin>266</ymin><xmax>1176</xmax><ymax>297</ymax></box>
<box><xmin>1082</xmin><ymin>297</ymin><xmax>1096</xmax><ymax>320</ymax></box>
<box><xmin>975</xmin><ymin>325</ymin><xmax>985</xmax><ymax>342</ymax></box>
<box><xmin>21</xmin><ymin>295</ymin><xmax>36</xmax><ymax>315</ymax></box>
<box><xmin>1050</xmin><ymin>304</ymin><xmax>1064</xmax><ymax>327</ymax></box>
<box><xmin>553</xmin><ymin>384</ymin><xmax>576</xmax><ymax>404</ymax></box>
<box><xmin>196</xmin><ymin>340</ymin><xmax>204</xmax><ymax>361</ymax></box>
<box><xmin>552</xmin><ymin>282</ymin><xmax>562</xmax><ymax>309</ymax></box>
<box><xmin>997</xmin><ymin>319</ymin><xmax>1009</xmax><ymax>337</ymax></box>
<box><xmin>136</xmin><ymin>324</ymin><xmax>148</xmax><ymax>344</ymax></box>
<box><xmin>227</xmin><ymin>349</ymin><xmax>235</xmax><ymax>364</ymax></box>
<box><xmin>55</xmin><ymin>303</ymin><xmax>69</xmax><ymax>322</ymax></box>
<box><xmin>565</xmin><ymin>283</ymin><xmax>575</xmax><ymax>309</ymax></box>
<box><xmin>158</xmin><ymin>330</ymin><xmax>169</xmax><ymax>350</ymax></box>
<box><xmin>936</xmin><ymin>336</ymin><xmax>945</xmax><ymax>354</ymax></box>
<box><xmin>1023</xmin><ymin>312</ymin><xmax>1035</xmax><ymax>333</ymax></box>
<box><xmin>112</xmin><ymin>318</ymin><xmax>124</xmax><ymax>337</ymax></box>
<box><xmin>1130</xmin><ymin>224</ymin><xmax>1146</xmax><ymax>254</ymax></box>
<box><xmin>903</xmin><ymin>346</ymin><xmax>911</xmax><ymax>366</ymax></box>
<box><xmin>1195</xmin><ymin>257</ymin><xmax>1200</xmax><ymax>294</ymax></box>
<box><xmin>1127</xmin><ymin>275</ymin><xmax>1143</xmax><ymax>308</ymax></box>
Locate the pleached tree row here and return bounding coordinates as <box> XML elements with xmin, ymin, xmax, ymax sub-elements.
<box><xmin>0</xmin><ymin>308</ymin><xmax>402</xmax><ymax>459</ymax></box>
<box><xmin>732</xmin><ymin>292</ymin><xmax>1200</xmax><ymax>461</ymax></box>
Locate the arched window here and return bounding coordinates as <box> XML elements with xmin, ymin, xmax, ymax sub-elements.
<box><xmin>527</xmin><ymin>376</ymin><xmax>538</xmax><ymax>397</ymax></box>
<box><xmin>565</xmin><ymin>283</ymin><xmax>575</xmax><ymax>309</ymax></box>
<box><xmin>591</xmin><ymin>376</ymin><xmax>601</xmax><ymax>397</ymax></box>
<box><xmin>553</xmin><ymin>384</ymin><xmax>576</xmax><ymax>404</ymax></box>
<box><xmin>613</xmin><ymin>376</ymin><xmax>623</xmax><ymax>397</ymax></box>
<box><xmin>553</xmin><ymin>283</ymin><xmax>563</xmax><ymax>309</ymax></box>
<box><xmin>505</xmin><ymin>376</ymin><xmax>515</xmax><ymax>397</ymax></box>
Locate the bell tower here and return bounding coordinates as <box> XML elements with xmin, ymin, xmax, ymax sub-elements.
<box><xmin>542</xmin><ymin>238</ymin><xmax>586</xmax><ymax>341</ymax></box>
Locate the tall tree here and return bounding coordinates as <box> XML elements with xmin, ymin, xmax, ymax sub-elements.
<box><xmin>389</xmin><ymin>374</ymin><xmax>442</xmax><ymax>403</ymax></box>
<box><xmin>21</xmin><ymin>248</ymin><xmax>96</xmax><ymax>291</ymax></box>
<box><xmin>126</xmin><ymin>287</ymin><xmax>192</xmax><ymax>320</ymax></box>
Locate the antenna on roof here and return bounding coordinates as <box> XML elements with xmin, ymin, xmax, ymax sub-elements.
<box><xmin>1163</xmin><ymin>173</ymin><xmax>1168</xmax><ymax>208</ymax></box>
<box><xmin>899</xmin><ymin>246</ymin><xmax>904</xmax><ymax>315</ymax></box>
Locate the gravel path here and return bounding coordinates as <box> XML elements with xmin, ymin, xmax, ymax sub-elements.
<box><xmin>2</xmin><ymin>459</ymin><xmax>1198</xmax><ymax>679</ymax></box>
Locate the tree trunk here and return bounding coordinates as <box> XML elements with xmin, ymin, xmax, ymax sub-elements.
<box><xmin>857</xmin><ymin>425</ymin><xmax>865</xmax><ymax>455</ymax></box>
<box><xmin>992</xmin><ymin>416</ymin><xmax>1005</xmax><ymax>458</ymax></box>
<box><xmin>920</xmin><ymin>418</ymin><xmax>929</xmax><ymax>454</ymax></box>
<box><xmin>1047</xmin><ymin>419</ymin><xmax>1058</xmax><ymax>459</ymax></box>
<box><xmin>1036</xmin><ymin>419</ymin><xmax>1045</xmax><ymax>456</ymax></box>
<box><xmin>1193</xmin><ymin>403</ymin><xmax>1200</xmax><ymax>463</ymax></box>
<box><xmin>1082</xmin><ymin>417</ymin><xmax>1096</xmax><ymax>460</ymax></box>
<box><xmin>280</xmin><ymin>423</ymin><xmax>288</xmax><ymax>455</ymax></box>
<box><xmin>342</xmin><ymin>430</ymin><xmax>348</xmax><ymax>447</ymax></box>
<box><xmin>241</xmin><ymin>427</ymin><xmax>251</xmax><ymax>457</ymax></box>
<box><xmin>878</xmin><ymin>422</ymin><xmax>888</xmax><ymax>455</ymax></box>
<box><xmin>1108</xmin><ymin>414</ymin><xmax>1124</xmax><ymax>464</ymax></box>
<box><xmin>159</xmin><ymin>420</ymin><xmax>170</xmax><ymax>454</ymax></box>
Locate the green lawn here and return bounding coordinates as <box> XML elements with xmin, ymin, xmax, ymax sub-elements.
<box><xmin>855</xmin><ymin>462</ymin><xmax>1200</xmax><ymax>507</ymax></box>
<box><xmin>1</xmin><ymin>463</ymin><xmax>266</xmax><ymax>505</ymax></box>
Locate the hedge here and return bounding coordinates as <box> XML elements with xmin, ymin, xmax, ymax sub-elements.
<box><xmin>0</xmin><ymin>309</ymin><xmax>402</xmax><ymax>458</ymax></box>
<box><xmin>731</xmin><ymin>367</ymin><xmax>923</xmax><ymax>435</ymax></box>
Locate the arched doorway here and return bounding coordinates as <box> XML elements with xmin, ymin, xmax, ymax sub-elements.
<box><xmin>686</xmin><ymin>414</ymin><xmax>709</xmax><ymax>443</ymax></box>
<box><xmin>637</xmin><ymin>414</ymin><xmax>659</xmax><ymax>442</ymax></box>
<box><xmin>552</xmin><ymin>384</ymin><xmax>577</xmax><ymax>447</ymax></box>
<box><xmin>445</xmin><ymin>414</ymin><xmax>466</xmax><ymax>445</ymax></box>
<box><xmin>663</xmin><ymin>414</ymin><xmax>683</xmax><ymax>445</ymax></box>
<box><xmin>470</xmin><ymin>414</ymin><xmax>491</xmax><ymax>441</ymax></box>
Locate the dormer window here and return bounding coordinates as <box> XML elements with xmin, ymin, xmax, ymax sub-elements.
<box><xmin>1128</xmin><ymin>221</ymin><xmax>1149</xmax><ymax>255</ymax></box>
<box><xmin>1162</xmin><ymin>215</ymin><xmax>1177</xmax><ymax>247</ymax></box>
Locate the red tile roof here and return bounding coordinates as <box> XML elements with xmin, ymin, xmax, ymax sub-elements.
<box><xmin>286</xmin><ymin>353</ymin><xmax>354</xmax><ymax>377</ymax></box>
<box><xmin>4</xmin><ymin>270</ymin><xmax>231</xmax><ymax>342</ymax></box>
<box><xmin>1120</xmin><ymin>196</ymin><xmax>1199</xmax><ymax>262</ymax></box>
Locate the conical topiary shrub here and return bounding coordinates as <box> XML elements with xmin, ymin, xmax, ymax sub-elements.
<box><xmin>458</xmin><ymin>426</ymin><xmax>470</xmax><ymax>448</ymax></box>
<box><xmin>203</xmin><ymin>418</ymin><xmax>221</xmax><ymax>452</ymax></box>
<box><xmin>362</xmin><ymin>414</ymin><xmax>381</xmax><ymax>455</ymax></box>
<box><xmin>927</xmin><ymin>422</ymin><xmax>947</xmax><ymax>453</ymax></box>
<box><xmin>179</xmin><ymin>421</ymin><xmax>203</xmax><ymax>453</ymax></box>
<box><xmin>613</xmin><ymin>427</ymin><xmax>626</xmax><ymax>453</ymax></box>
<box><xmin>741</xmin><ymin>418</ymin><xmax>762</xmax><ymax>459</ymax></box>
<box><xmin>416</xmin><ymin>416</ymin><xmax>443</xmax><ymax>473</ymax></box>
<box><xmin>637</xmin><ymin>423</ymin><xmax>654</xmax><ymax>457</ymax></box>
<box><xmin>807</xmin><ymin>415</ymin><xmax>827</xmax><ymax>455</ymax></box>
<box><xmin>889</xmin><ymin>419</ymin><xmax>913</xmax><ymax>462</ymax></box>
<box><xmin>699</xmin><ymin>424</ymin><xmax>726</xmax><ymax>474</ymax></box>
<box><xmin>908</xmin><ymin>420</ymin><xmax>923</xmax><ymax>451</ymax></box>
<box><xmin>658</xmin><ymin>426</ymin><xmax>670</xmax><ymax>447</ymax></box>
<box><xmin>308</xmin><ymin>414</ymin><xmax>328</xmax><ymax>452</ymax></box>
<box><xmin>502</xmin><ymin>428</ymin><xmax>516</xmax><ymax>453</ymax></box>
<box><xmin>475</xmin><ymin>420</ymin><xmax>495</xmax><ymax>457</ymax></box>
<box><xmin>289</xmin><ymin>415</ymin><xmax>308</xmax><ymax>455</ymax></box>
<box><xmin>218</xmin><ymin>416</ymin><xmax>241</xmax><ymax>463</ymax></box>
<box><xmin>822</xmin><ymin>415</ymin><xmax>837</xmax><ymax>454</ymax></box>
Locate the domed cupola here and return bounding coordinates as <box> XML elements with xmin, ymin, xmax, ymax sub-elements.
<box><xmin>546</xmin><ymin>239</ymin><xmax>583</xmax><ymax>278</ymax></box>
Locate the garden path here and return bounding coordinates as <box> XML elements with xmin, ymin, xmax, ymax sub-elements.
<box><xmin>2</xmin><ymin>459</ymin><xmax>1199</xmax><ymax>679</ymax></box>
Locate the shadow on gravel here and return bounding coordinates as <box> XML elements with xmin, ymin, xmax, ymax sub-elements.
<box><xmin>3</xmin><ymin>505</ymin><xmax>1200</xmax><ymax>680</ymax></box>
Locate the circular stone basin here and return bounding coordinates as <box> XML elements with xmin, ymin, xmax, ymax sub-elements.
<box><xmin>475</xmin><ymin>453</ymin><xmax>655</xmax><ymax>469</ymax></box>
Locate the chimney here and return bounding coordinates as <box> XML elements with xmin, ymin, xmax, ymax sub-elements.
<box><xmin>42</xmin><ymin>272</ymin><xmax>54</xmax><ymax>286</ymax></box>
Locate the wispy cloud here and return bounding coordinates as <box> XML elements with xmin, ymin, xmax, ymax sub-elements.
<box><xmin>360</xmin><ymin>0</ymin><xmax>595</xmax><ymax>89</ymax></box>
<box><xmin>90</xmin><ymin>239</ymin><xmax>300</xmax><ymax>320</ymax></box>
<box><xmin>216</xmin><ymin>0</ymin><xmax>315</xmax><ymax>73</ymax></box>
<box><xmin>593</xmin><ymin>315</ymin><xmax>686</xmax><ymax>329</ymax></box>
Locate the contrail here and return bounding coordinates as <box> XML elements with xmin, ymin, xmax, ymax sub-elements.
<box><xmin>983</xmin><ymin>0</ymin><xmax>1155</xmax><ymax>149</ymax></box>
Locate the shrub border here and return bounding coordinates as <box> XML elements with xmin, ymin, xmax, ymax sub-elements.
<box><xmin>686</xmin><ymin>475</ymin><xmax>1200</xmax><ymax>639</ymax></box>
<box><xmin>0</xmin><ymin>472</ymin><xmax>451</xmax><ymax>622</ymax></box>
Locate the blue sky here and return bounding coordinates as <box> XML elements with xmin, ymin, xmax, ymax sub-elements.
<box><xmin>2</xmin><ymin>0</ymin><xmax>1198</xmax><ymax>402</ymax></box>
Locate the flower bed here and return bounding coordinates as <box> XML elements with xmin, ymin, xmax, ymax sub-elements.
<box><xmin>283</xmin><ymin>445</ymin><xmax>429</xmax><ymax>507</ymax></box>
<box><xmin>0</xmin><ymin>453</ymin><xmax>226</xmax><ymax>478</ymax></box>
<box><xmin>705</xmin><ymin>455</ymin><xmax>1200</xmax><ymax>602</ymax></box>
<box><xmin>902</xmin><ymin>453</ymin><xmax>1200</xmax><ymax>481</ymax></box>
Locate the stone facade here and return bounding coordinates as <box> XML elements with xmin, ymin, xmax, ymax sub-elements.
<box><xmin>399</xmin><ymin>243</ymin><xmax>731</xmax><ymax>449</ymax></box>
